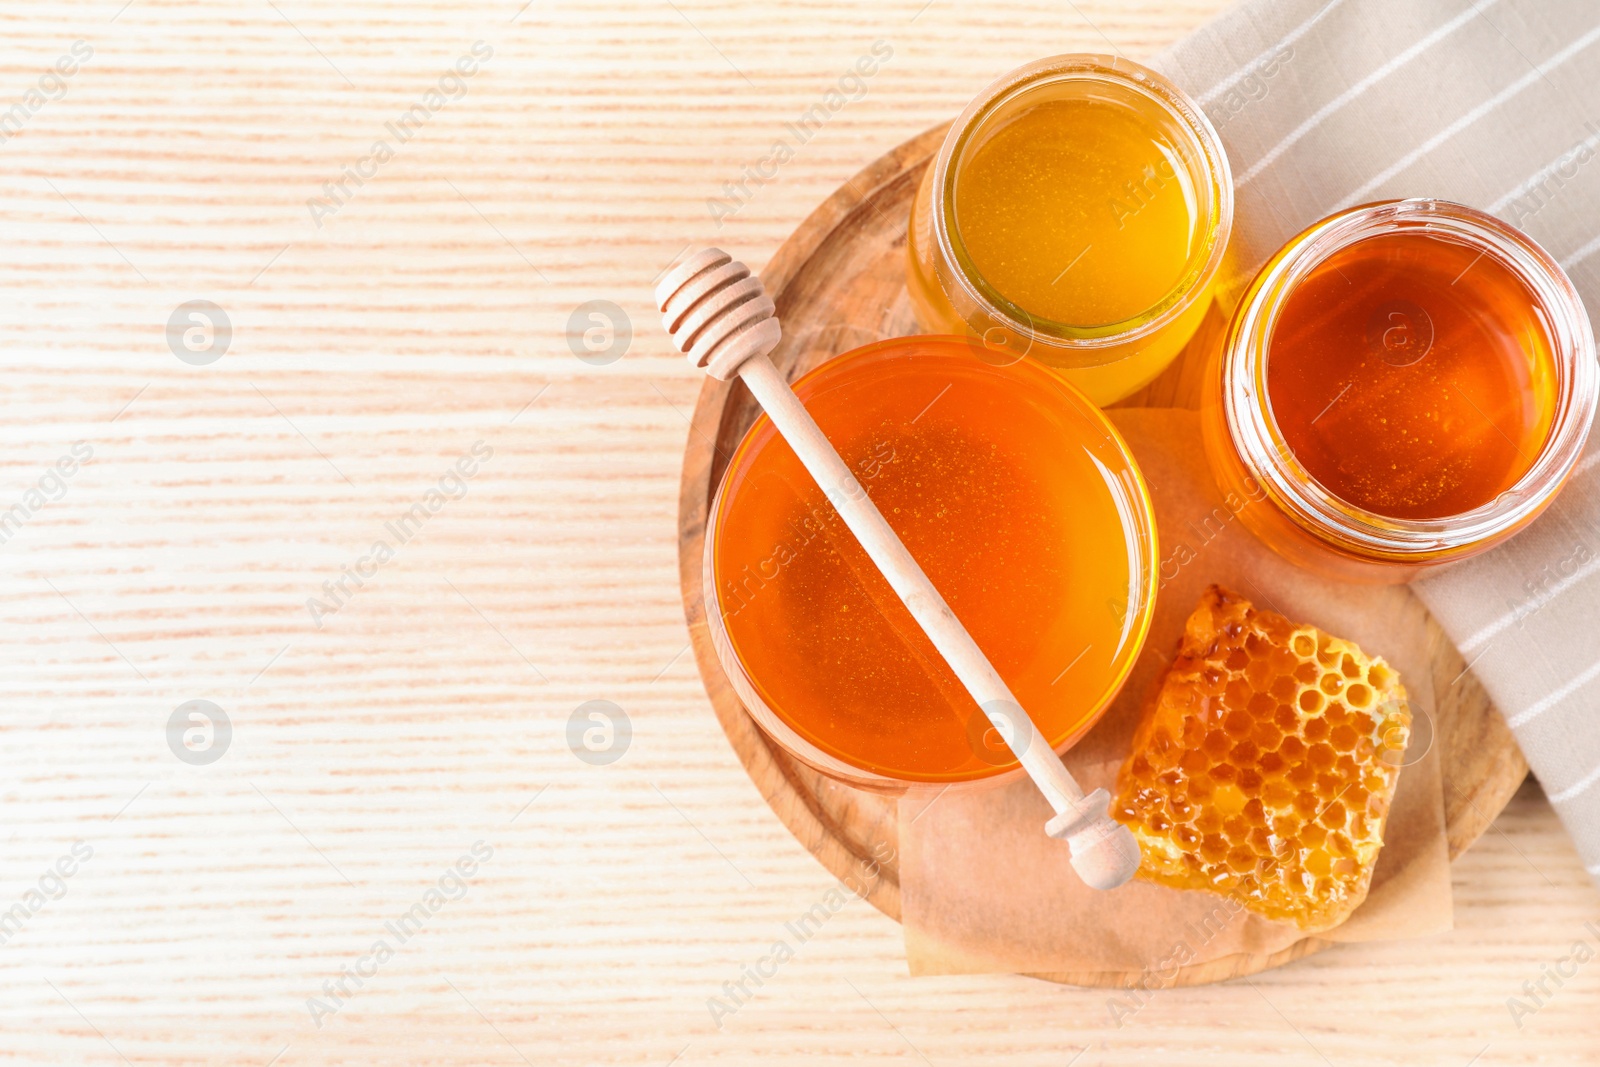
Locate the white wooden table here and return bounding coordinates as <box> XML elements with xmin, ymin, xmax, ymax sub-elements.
<box><xmin>0</xmin><ymin>0</ymin><xmax>1595</xmax><ymax>1063</ymax></box>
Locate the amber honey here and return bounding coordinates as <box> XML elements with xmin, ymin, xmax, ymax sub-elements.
<box><xmin>1205</xmin><ymin>200</ymin><xmax>1598</xmax><ymax>581</ymax></box>
<box><xmin>1266</xmin><ymin>231</ymin><xmax>1557</xmax><ymax>520</ymax></box>
<box><xmin>907</xmin><ymin>54</ymin><xmax>1232</xmax><ymax>405</ymax></box>
<box><xmin>707</xmin><ymin>337</ymin><xmax>1157</xmax><ymax>786</ymax></box>
<box><xmin>1114</xmin><ymin>586</ymin><xmax>1410</xmax><ymax>931</ymax></box>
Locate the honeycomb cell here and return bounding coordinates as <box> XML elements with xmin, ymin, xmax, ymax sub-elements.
<box><xmin>1212</xmin><ymin>784</ymin><xmax>1246</xmax><ymax>814</ymax></box>
<box><xmin>1113</xmin><ymin>585</ymin><xmax>1411</xmax><ymax>932</ymax></box>
<box><xmin>1245</xmin><ymin>656</ymin><xmax>1272</xmax><ymax>690</ymax></box>
<box><xmin>1251</xmin><ymin>721</ymin><xmax>1280</xmax><ymax>750</ymax></box>
<box><xmin>1262</xmin><ymin>780</ymin><xmax>1295</xmax><ymax>807</ymax></box>
<box><xmin>1182</xmin><ymin>716</ymin><xmax>1206</xmax><ymax>746</ymax></box>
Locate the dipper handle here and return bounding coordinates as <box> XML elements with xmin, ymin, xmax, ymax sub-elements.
<box><xmin>656</xmin><ymin>248</ymin><xmax>1140</xmax><ymax>891</ymax></box>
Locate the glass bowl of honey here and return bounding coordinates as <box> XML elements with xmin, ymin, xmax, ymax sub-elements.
<box><xmin>704</xmin><ymin>336</ymin><xmax>1158</xmax><ymax>791</ymax></box>
<box><xmin>1204</xmin><ymin>198</ymin><xmax>1598</xmax><ymax>582</ymax></box>
<box><xmin>906</xmin><ymin>54</ymin><xmax>1232</xmax><ymax>406</ymax></box>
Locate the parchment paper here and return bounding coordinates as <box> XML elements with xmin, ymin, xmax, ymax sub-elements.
<box><xmin>898</xmin><ymin>408</ymin><xmax>1452</xmax><ymax>976</ymax></box>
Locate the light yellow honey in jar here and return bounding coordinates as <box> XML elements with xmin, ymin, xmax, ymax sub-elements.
<box><xmin>907</xmin><ymin>54</ymin><xmax>1232</xmax><ymax>405</ymax></box>
<box><xmin>952</xmin><ymin>95</ymin><xmax>1199</xmax><ymax>330</ymax></box>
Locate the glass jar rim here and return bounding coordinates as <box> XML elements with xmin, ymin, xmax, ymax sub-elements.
<box><xmin>1221</xmin><ymin>198</ymin><xmax>1599</xmax><ymax>560</ymax></box>
<box><xmin>702</xmin><ymin>335</ymin><xmax>1161</xmax><ymax>789</ymax></box>
<box><xmin>930</xmin><ymin>53</ymin><xmax>1234</xmax><ymax>349</ymax></box>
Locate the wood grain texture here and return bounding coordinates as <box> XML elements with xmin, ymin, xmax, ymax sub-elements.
<box><xmin>678</xmin><ymin>121</ymin><xmax>1529</xmax><ymax>987</ymax></box>
<box><xmin>0</xmin><ymin>0</ymin><xmax>1593</xmax><ymax>1064</ymax></box>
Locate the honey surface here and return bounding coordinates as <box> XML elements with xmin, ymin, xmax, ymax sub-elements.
<box><xmin>1114</xmin><ymin>587</ymin><xmax>1410</xmax><ymax>932</ymax></box>
<box><xmin>953</xmin><ymin>95</ymin><xmax>1199</xmax><ymax>328</ymax></box>
<box><xmin>1267</xmin><ymin>231</ymin><xmax>1557</xmax><ymax>520</ymax></box>
<box><xmin>713</xmin><ymin>344</ymin><xmax>1148</xmax><ymax>783</ymax></box>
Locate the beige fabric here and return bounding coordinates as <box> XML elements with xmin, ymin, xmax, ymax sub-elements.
<box><xmin>1151</xmin><ymin>0</ymin><xmax>1600</xmax><ymax>883</ymax></box>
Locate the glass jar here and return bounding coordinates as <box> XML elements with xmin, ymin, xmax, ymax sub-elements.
<box><xmin>704</xmin><ymin>336</ymin><xmax>1158</xmax><ymax>792</ymax></box>
<box><xmin>906</xmin><ymin>54</ymin><xmax>1233</xmax><ymax>406</ymax></box>
<box><xmin>1203</xmin><ymin>199</ymin><xmax>1598</xmax><ymax>583</ymax></box>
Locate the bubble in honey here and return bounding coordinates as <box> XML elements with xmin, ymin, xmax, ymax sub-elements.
<box><xmin>1112</xmin><ymin>586</ymin><xmax>1411</xmax><ymax>931</ymax></box>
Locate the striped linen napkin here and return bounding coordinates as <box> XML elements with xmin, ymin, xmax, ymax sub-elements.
<box><xmin>1150</xmin><ymin>0</ymin><xmax>1600</xmax><ymax>884</ymax></box>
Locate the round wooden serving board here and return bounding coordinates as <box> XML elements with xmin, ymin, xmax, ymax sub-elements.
<box><xmin>675</xmin><ymin>123</ymin><xmax>1529</xmax><ymax>987</ymax></box>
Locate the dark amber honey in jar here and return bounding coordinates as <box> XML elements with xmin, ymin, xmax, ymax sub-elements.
<box><xmin>1266</xmin><ymin>231</ymin><xmax>1556</xmax><ymax>520</ymax></box>
<box><xmin>1205</xmin><ymin>200</ymin><xmax>1597</xmax><ymax>582</ymax></box>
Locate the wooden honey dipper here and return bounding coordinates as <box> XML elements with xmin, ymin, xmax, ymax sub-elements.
<box><xmin>656</xmin><ymin>248</ymin><xmax>1141</xmax><ymax>891</ymax></box>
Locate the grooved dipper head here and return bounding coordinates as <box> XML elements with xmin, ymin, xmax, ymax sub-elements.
<box><xmin>655</xmin><ymin>247</ymin><xmax>782</xmax><ymax>381</ymax></box>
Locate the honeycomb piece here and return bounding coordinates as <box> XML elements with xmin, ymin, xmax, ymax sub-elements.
<box><xmin>1112</xmin><ymin>585</ymin><xmax>1410</xmax><ymax>932</ymax></box>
